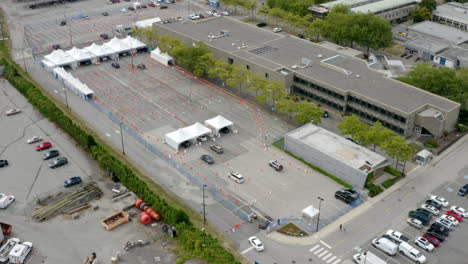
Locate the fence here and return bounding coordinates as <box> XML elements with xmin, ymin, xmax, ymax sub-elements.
<box><xmin>87</xmin><ymin>99</ymin><xmax>252</xmax><ymax>222</ymax></box>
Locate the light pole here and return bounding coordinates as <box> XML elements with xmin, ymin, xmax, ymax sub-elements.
<box><xmin>62</xmin><ymin>79</ymin><xmax>69</xmax><ymax>108</ymax></box>
<box><xmin>202</xmin><ymin>184</ymin><xmax>207</xmax><ymax>247</ymax></box>
<box><xmin>316</xmin><ymin>196</ymin><xmax>324</xmax><ymax>232</ymax></box>
<box><xmin>119</xmin><ymin>122</ymin><xmax>125</xmax><ymax>155</ymax></box>
<box><xmin>363</xmin><ymin>252</ymin><xmax>368</xmax><ymax>264</ymax></box>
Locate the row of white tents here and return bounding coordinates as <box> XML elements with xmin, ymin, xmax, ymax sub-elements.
<box><xmin>165</xmin><ymin>115</ymin><xmax>234</xmax><ymax>150</ymax></box>
<box><xmin>53</xmin><ymin>67</ymin><xmax>94</xmax><ymax>100</ymax></box>
<box><xmin>41</xmin><ymin>36</ymin><xmax>147</xmax><ymax>71</ymax></box>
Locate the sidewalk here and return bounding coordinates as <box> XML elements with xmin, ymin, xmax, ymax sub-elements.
<box><xmin>266</xmin><ymin>133</ymin><xmax>468</xmax><ymax>245</ymax></box>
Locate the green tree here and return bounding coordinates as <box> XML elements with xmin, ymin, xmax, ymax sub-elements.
<box><xmin>268</xmin><ymin>7</ymin><xmax>288</xmax><ymax>25</ymax></box>
<box><xmin>258</xmin><ymin>4</ymin><xmax>270</xmax><ymax>22</ymax></box>
<box><xmin>305</xmin><ymin>18</ymin><xmax>325</xmax><ymax>42</ymax></box>
<box><xmin>321</xmin><ymin>10</ymin><xmax>354</xmax><ymax>46</ymax></box>
<box><xmin>412</xmin><ymin>7</ymin><xmax>432</xmax><ymax>23</ymax></box>
<box><xmin>158</xmin><ymin>35</ymin><xmax>183</xmax><ymax>53</ymax></box>
<box><xmin>208</xmin><ymin>60</ymin><xmax>236</xmax><ymax>88</ymax></box>
<box><xmin>193</xmin><ymin>53</ymin><xmax>217</xmax><ymax>77</ymax></box>
<box><xmin>226</xmin><ymin>66</ymin><xmax>250</xmax><ymax>95</ymax></box>
<box><xmin>419</xmin><ymin>0</ymin><xmax>437</xmax><ymax>11</ymax></box>
<box><xmin>353</xmin><ymin>13</ymin><xmax>393</xmax><ymax>51</ymax></box>
<box><xmin>338</xmin><ymin>115</ymin><xmax>368</xmax><ymax>137</ymax></box>
<box><xmin>293</xmin><ymin>101</ymin><xmax>323</xmax><ymax>124</ymax></box>
<box><xmin>244</xmin><ymin>73</ymin><xmax>269</xmax><ymax>96</ymax></box>
<box><xmin>330</xmin><ymin>3</ymin><xmax>350</xmax><ymax>14</ymax></box>
<box><xmin>241</xmin><ymin>0</ymin><xmax>258</xmax><ymax>19</ymax></box>
<box><xmin>381</xmin><ymin>136</ymin><xmax>411</xmax><ymax>169</ymax></box>
<box><xmin>354</xmin><ymin>122</ymin><xmax>395</xmax><ymax>151</ymax></box>
<box><xmin>256</xmin><ymin>80</ymin><xmax>287</xmax><ymax>109</ymax></box>
<box><xmin>276</xmin><ymin>96</ymin><xmax>297</xmax><ymax>119</ymax></box>
<box><xmin>170</xmin><ymin>42</ymin><xmax>210</xmax><ymax>72</ymax></box>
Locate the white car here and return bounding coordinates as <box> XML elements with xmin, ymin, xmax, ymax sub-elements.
<box><xmin>450</xmin><ymin>206</ymin><xmax>467</xmax><ymax>217</ymax></box>
<box><xmin>420</xmin><ymin>203</ymin><xmax>440</xmax><ymax>215</ymax></box>
<box><xmin>430</xmin><ymin>195</ymin><xmax>449</xmax><ymax>207</ymax></box>
<box><xmin>0</xmin><ymin>193</ymin><xmax>15</xmax><ymax>209</ymax></box>
<box><xmin>207</xmin><ymin>10</ymin><xmax>215</xmax><ymax>15</ymax></box>
<box><xmin>188</xmin><ymin>14</ymin><xmax>200</xmax><ymax>20</ymax></box>
<box><xmin>26</xmin><ymin>136</ymin><xmax>42</xmax><ymax>144</ymax></box>
<box><xmin>273</xmin><ymin>27</ymin><xmax>282</xmax><ymax>33</ymax></box>
<box><xmin>5</xmin><ymin>108</ymin><xmax>21</xmax><ymax>116</ymax></box>
<box><xmin>197</xmin><ymin>135</ymin><xmax>208</xmax><ymax>142</ymax></box>
<box><xmin>407</xmin><ymin>218</ymin><xmax>423</xmax><ymax>229</ymax></box>
<box><xmin>120</xmin><ymin>8</ymin><xmax>128</xmax><ymax>13</ymax></box>
<box><xmin>440</xmin><ymin>214</ymin><xmax>459</xmax><ymax>226</ymax></box>
<box><xmin>414</xmin><ymin>237</ymin><xmax>434</xmax><ymax>252</ymax></box>
<box><xmin>221</xmin><ymin>11</ymin><xmax>229</xmax><ymax>16</ymax></box>
<box><xmin>435</xmin><ymin>218</ymin><xmax>454</xmax><ymax>230</ymax></box>
<box><xmin>248</xmin><ymin>236</ymin><xmax>264</xmax><ymax>251</ymax></box>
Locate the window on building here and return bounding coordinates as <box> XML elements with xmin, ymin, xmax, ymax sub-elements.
<box><xmin>228</xmin><ymin>58</ymin><xmax>234</xmax><ymax>64</ymax></box>
<box><xmin>246</xmin><ymin>65</ymin><xmax>250</xmax><ymax>70</ymax></box>
<box><xmin>265</xmin><ymin>73</ymin><xmax>269</xmax><ymax>79</ymax></box>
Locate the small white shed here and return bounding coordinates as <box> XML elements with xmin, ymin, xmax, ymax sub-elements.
<box><xmin>416</xmin><ymin>149</ymin><xmax>432</xmax><ymax>165</ymax></box>
<box><xmin>301</xmin><ymin>205</ymin><xmax>319</xmax><ymax>225</ymax></box>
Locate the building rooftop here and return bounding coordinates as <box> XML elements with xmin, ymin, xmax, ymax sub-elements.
<box><xmin>433</xmin><ymin>2</ymin><xmax>468</xmax><ymax>25</ymax></box>
<box><xmin>350</xmin><ymin>0</ymin><xmax>416</xmax><ymax>14</ymax></box>
<box><xmin>438</xmin><ymin>46</ymin><xmax>468</xmax><ymax>60</ymax></box>
<box><xmin>286</xmin><ymin>124</ymin><xmax>388</xmax><ymax>172</ymax></box>
<box><xmin>155</xmin><ymin>17</ymin><xmax>460</xmax><ymax>113</ymax></box>
<box><xmin>405</xmin><ymin>38</ymin><xmax>448</xmax><ymax>54</ymax></box>
<box><xmin>409</xmin><ymin>21</ymin><xmax>468</xmax><ymax>45</ymax></box>
<box><xmin>320</xmin><ymin>0</ymin><xmax>370</xmax><ymax>9</ymax></box>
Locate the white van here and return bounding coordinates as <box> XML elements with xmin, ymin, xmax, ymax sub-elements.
<box><xmin>353</xmin><ymin>251</ymin><xmax>387</xmax><ymax>264</ymax></box>
<box><xmin>228</xmin><ymin>171</ymin><xmax>244</xmax><ymax>184</ymax></box>
<box><xmin>372</xmin><ymin>237</ymin><xmax>398</xmax><ymax>256</ymax></box>
<box><xmin>8</xmin><ymin>241</ymin><xmax>33</xmax><ymax>264</ymax></box>
<box><xmin>398</xmin><ymin>241</ymin><xmax>426</xmax><ymax>264</ymax></box>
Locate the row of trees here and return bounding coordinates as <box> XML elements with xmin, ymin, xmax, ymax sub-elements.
<box><xmin>338</xmin><ymin>115</ymin><xmax>415</xmax><ymax>172</ymax></box>
<box><xmin>0</xmin><ymin>50</ymin><xmax>240</xmax><ymax>263</ymax></box>
<box><xmin>132</xmin><ymin>27</ymin><xmax>324</xmax><ymax>125</ymax></box>
<box><xmin>412</xmin><ymin>0</ymin><xmax>437</xmax><ymax>22</ymax></box>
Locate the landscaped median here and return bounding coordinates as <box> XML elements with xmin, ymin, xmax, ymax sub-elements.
<box><xmin>0</xmin><ymin>43</ymin><xmax>241</xmax><ymax>264</ymax></box>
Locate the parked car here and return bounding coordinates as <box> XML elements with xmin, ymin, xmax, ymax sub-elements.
<box><xmin>228</xmin><ymin>171</ymin><xmax>244</xmax><ymax>184</ymax></box>
<box><xmin>297</xmin><ymin>33</ymin><xmax>305</xmax><ymax>39</ymax></box>
<box><xmin>458</xmin><ymin>184</ymin><xmax>468</xmax><ymax>196</ymax></box>
<box><xmin>42</xmin><ymin>150</ymin><xmax>60</xmax><ymax>160</ymax></box>
<box><xmin>60</xmin><ymin>20</ymin><xmax>67</xmax><ymax>26</ymax></box>
<box><xmin>160</xmin><ymin>5</ymin><xmax>168</xmax><ymax>9</ymax></box>
<box><xmin>272</xmin><ymin>27</ymin><xmax>282</xmax><ymax>33</ymax></box>
<box><xmin>36</xmin><ymin>142</ymin><xmax>52</xmax><ymax>151</ymax></box>
<box><xmin>111</xmin><ymin>62</ymin><xmax>120</xmax><ymax>69</ymax></box>
<box><xmin>221</xmin><ymin>11</ymin><xmax>229</xmax><ymax>16</ymax></box>
<box><xmin>100</xmin><ymin>33</ymin><xmax>109</xmax><ymax>39</ymax></box>
<box><xmin>256</xmin><ymin>22</ymin><xmax>267</xmax><ymax>27</ymax></box>
<box><xmin>450</xmin><ymin>206</ymin><xmax>467</xmax><ymax>217</ymax></box>
<box><xmin>429</xmin><ymin>222</ymin><xmax>450</xmax><ymax>236</ymax></box>
<box><xmin>416</xmin><ymin>208</ymin><xmax>433</xmax><ymax>219</ymax></box>
<box><xmin>414</xmin><ymin>237</ymin><xmax>434</xmax><ymax>252</ymax></box>
<box><xmin>408</xmin><ymin>211</ymin><xmax>430</xmax><ymax>225</ymax></box>
<box><xmin>52</xmin><ymin>44</ymin><xmax>61</xmax><ymax>50</ymax></box>
<box><xmin>440</xmin><ymin>214</ymin><xmax>459</xmax><ymax>226</ymax></box>
<box><xmin>269</xmin><ymin>160</ymin><xmax>283</xmax><ymax>171</ymax></box>
<box><xmin>200</xmin><ymin>155</ymin><xmax>214</xmax><ymax>164</ymax></box>
<box><xmin>430</xmin><ymin>195</ymin><xmax>449</xmax><ymax>207</ymax></box>
<box><xmin>83</xmin><ymin>15</ymin><xmax>90</xmax><ymax>19</ymax></box>
<box><xmin>220</xmin><ymin>127</ymin><xmax>230</xmax><ymax>134</ymax></box>
<box><xmin>435</xmin><ymin>217</ymin><xmax>454</xmax><ymax>230</ymax></box>
<box><xmin>248</xmin><ymin>236</ymin><xmax>264</xmax><ymax>251</ymax></box>
<box><xmin>210</xmin><ymin>144</ymin><xmax>223</xmax><ymax>154</ymax></box>
<box><xmin>386</xmin><ymin>229</ymin><xmax>410</xmax><ymax>243</ymax></box>
<box><xmin>128</xmin><ymin>6</ymin><xmax>135</xmax><ymax>10</ymax></box>
<box><xmin>425</xmin><ymin>199</ymin><xmax>442</xmax><ymax>210</ymax></box>
<box><xmin>137</xmin><ymin>63</ymin><xmax>146</xmax><ymax>70</ymax></box>
<box><xmin>197</xmin><ymin>135</ymin><xmax>208</xmax><ymax>142</ymax></box>
<box><xmin>188</xmin><ymin>14</ymin><xmax>200</xmax><ymax>20</ymax></box>
<box><xmin>26</xmin><ymin>136</ymin><xmax>42</xmax><ymax>144</ymax></box>
<box><xmin>335</xmin><ymin>188</ymin><xmax>359</xmax><ymax>204</ymax></box>
<box><xmin>425</xmin><ymin>230</ymin><xmax>446</xmax><ymax>242</ymax></box>
<box><xmin>371</xmin><ymin>237</ymin><xmax>398</xmax><ymax>256</ymax></box>
<box><xmin>120</xmin><ymin>8</ymin><xmax>128</xmax><ymax>12</ymax></box>
<box><xmin>102</xmin><ymin>12</ymin><xmax>109</xmax><ymax>16</ymax></box>
<box><xmin>149</xmin><ymin>2</ymin><xmax>156</xmax><ymax>7</ymax></box>
<box><xmin>420</xmin><ymin>204</ymin><xmax>439</xmax><ymax>215</ymax></box>
<box><xmin>141</xmin><ymin>4</ymin><xmax>147</xmax><ymax>8</ymax></box>
<box><xmin>446</xmin><ymin>210</ymin><xmax>463</xmax><ymax>222</ymax></box>
<box><xmin>258</xmin><ymin>216</ymin><xmax>273</xmax><ymax>229</ymax></box>
<box><xmin>398</xmin><ymin>241</ymin><xmax>427</xmax><ymax>263</ymax></box>
<box><xmin>64</xmin><ymin>177</ymin><xmax>82</xmax><ymax>187</ymax></box>
<box><xmin>5</xmin><ymin>108</ymin><xmax>21</xmax><ymax>116</ymax></box>
<box><xmin>48</xmin><ymin>157</ymin><xmax>68</xmax><ymax>168</ymax></box>
<box><xmin>181</xmin><ymin>141</ymin><xmax>191</xmax><ymax>148</ymax></box>
<box><xmin>407</xmin><ymin>218</ymin><xmax>423</xmax><ymax>229</ymax></box>
<box><xmin>0</xmin><ymin>194</ymin><xmax>15</xmax><ymax>209</ymax></box>
<box><xmin>323</xmin><ymin>111</ymin><xmax>329</xmax><ymax>118</ymax></box>
<box><xmin>0</xmin><ymin>160</ymin><xmax>8</xmax><ymax>168</ymax></box>
<box><xmin>422</xmin><ymin>234</ymin><xmax>440</xmax><ymax>247</ymax></box>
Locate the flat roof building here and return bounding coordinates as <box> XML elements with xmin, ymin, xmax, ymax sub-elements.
<box><xmin>284</xmin><ymin>123</ymin><xmax>390</xmax><ymax>189</ymax></box>
<box><xmin>154</xmin><ymin>17</ymin><xmax>460</xmax><ymax>138</ymax></box>
<box><xmin>309</xmin><ymin>0</ymin><xmax>417</xmax><ymax>23</ymax></box>
<box><xmin>433</xmin><ymin>2</ymin><xmax>468</xmax><ymax>31</ymax></box>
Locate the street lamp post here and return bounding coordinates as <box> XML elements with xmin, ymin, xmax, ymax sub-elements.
<box><xmin>119</xmin><ymin>123</ymin><xmax>126</xmax><ymax>155</ymax></box>
<box><xmin>316</xmin><ymin>196</ymin><xmax>324</xmax><ymax>232</ymax></box>
<box><xmin>62</xmin><ymin>80</ymin><xmax>69</xmax><ymax>108</ymax></box>
<box><xmin>202</xmin><ymin>184</ymin><xmax>207</xmax><ymax>247</ymax></box>
<box><xmin>363</xmin><ymin>252</ymin><xmax>367</xmax><ymax>264</ymax></box>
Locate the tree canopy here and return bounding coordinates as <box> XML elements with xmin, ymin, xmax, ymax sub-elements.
<box><xmin>412</xmin><ymin>7</ymin><xmax>432</xmax><ymax>23</ymax></box>
<box><xmin>419</xmin><ymin>0</ymin><xmax>437</xmax><ymax>11</ymax></box>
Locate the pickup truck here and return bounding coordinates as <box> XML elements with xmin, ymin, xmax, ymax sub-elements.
<box><xmin>269</xmin><ymin>160</ymin><xmax>283</xmax><ymax>171</ymax></box>
<box><xmin>385</xmin><ymin>229</ymin><xmax>410</xmax><ymax>243</ymax></box>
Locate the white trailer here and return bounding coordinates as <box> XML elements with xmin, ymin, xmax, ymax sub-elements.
<box><xmin>0</xmin><ymin>238</ymin><xmax>20</xmax><ymax>263</ymax></box>
<box><xmin>353</xmin><ymin>251</ymin><xmax>387</xmax><ymax>264</ymax></box>
<box><xmin>8</xmin><ymin>241</ymin><xmax>33</xmax><ymax>264</ymax></box>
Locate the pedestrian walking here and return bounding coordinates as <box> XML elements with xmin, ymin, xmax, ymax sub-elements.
<box><xmin>339</xmin><ymin>224</ymin><xmax>342</xmax><ymax>231</ymax></box>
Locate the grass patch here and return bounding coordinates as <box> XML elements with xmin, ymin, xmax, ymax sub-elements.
<box><xmin>382</xmin><ymin>43</ymin><xmax>405</xmax><ymax>56</ymax></box>
<box><xmin>424</xmin><ymin>138</ymin><xmax>439</xmax><ymax>148</ymax></box>
<box><xmin>272</xmin><ymin>139</ymin><xmax>352</xmax><ymax>188</ymax></box>
<box><xmin>277</xmin><ymin>223</ymin><xmax>308</xmax><ymax>237</ymax></box>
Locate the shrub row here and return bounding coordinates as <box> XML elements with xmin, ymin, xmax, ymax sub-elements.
<box><xmin>367</xmin><ymin>184</ymin><xmax>383</xmax><ymax>197</ymax></box>
<box><xmin>0</xmin><ymin>55</ymin><xmax>239</xmax><ymax>264</ymax></box>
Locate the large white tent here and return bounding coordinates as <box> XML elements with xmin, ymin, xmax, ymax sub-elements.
<box><xmin>204</xmin><ymin>115</ymin><xmax>234</xmax><ymax>134</ymax></box>
<box><xmin>134</xmin><ymin>17</ymin><xmax>161</xmax><ymax>28</ymax></box>
<box><xmin>84</xmin><ymin>43</ymin><xmax>117</xmax><ymax>60</ymax></box>
<box><xmin>121</xmin><ymin>36</ymin><xmax>147</xmax><ymax>50</ymax></box>
<box><xmin>150</xmin><ymin>47</ymin><xmax>174</xmax><ymax>66</ymax></box>
<box><xmin>103</xmin><ymin>37</ymin><xmax>131</xmax><ymax>54</ymax></box>
<box><xmin>66</xmin><ymin>47</ymin><xmax>97</xmax><ymax>64</ymax></box>
<box><xmin>41</xmin><ymin>59</ymin><xmax>56</xmax><ymax>72</ymax></box>
<box><xmin>165</xmin><ymin>122</ymin><xmax>211</xmax><ymax>150</ymax></box>
<box><xmin>52</xmin><ymin>67</ymin><xmax>94</xmax><ymax>100</ymax></box>
<box><xmin>43</xmin><ymin>49</ymin><xmax>77</xmax><ymax>68</ymax></box>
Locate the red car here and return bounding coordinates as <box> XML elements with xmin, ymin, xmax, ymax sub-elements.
<box><xmin>422</xmin><ymin>234</ymin><xmax>441</xmax><ymax>247</ymax></box>
<box><xmin>149</xmin><ymin>2</ymin><xmax>155</xmax><ymax>7</ymax></box>
<box><xmin>128</xmin><ymin>6</ymin><xmax>135</xmax><ymax>11</ymax></box>
<box><xmin>141</xmin><ymin>4</ymin><xmax>147</xmax><ymax>8</ymax></box>
<box><xmin>36</xmin><ymin>142</ymin><xmax>52</xmax><ymax>151</ymax></box>
<box><xmin>446</xmin><ymin>210</ymin><xmax>463</xmax><ymax>222</ymax></box>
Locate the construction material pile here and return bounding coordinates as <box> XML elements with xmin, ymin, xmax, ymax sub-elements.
<box><xmin>32</xmin><ymin>183</ymin><xmax>102</xmax><ymax>221</ymax></box>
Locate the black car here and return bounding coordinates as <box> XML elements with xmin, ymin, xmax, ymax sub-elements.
<box><xmin>334</xmin><ymin>188</ymin><xmax>359</xmax><ymax>204</ymax></box>
<box><xmin>100</xmin><ymin>33</ymin><xmax>109</xmax><ymax>39</ymax></box>
<box><xmin>200</xmin><ymin>155</ymin><xmax>214</xmax><ymax>164</ymax></box>
<box><xmin>48</xmin><ymin>157</ymin><xmax>68</xmax><ymax>169</ymax></box>
<box><xmin>43</xmin><ymin>150</ymin><xmax>60</xmax><ymax>160</ymax></box>
<box><xmin>458</xmin><ymin>184</ymin><xmax>468</xmax><ymax>196</ymax></box>
<box><xmin>137</xmin><ymin>63</ymin><xmax>146</xmax><ymax>70</ymax></box>
<box><xmin>297</xmin><ymin>34</ymin><xmax>305</xmax><ymax>39</ymax></box>
<box><xmin>425</xmin><ymin>230</ymin><xmax>446</xmax><ymax>242</ymax></box>
<box><xmin>416</xmin><ymin>208</ymin><xmax>434</xmax><ymax>219</ymax></box>
<box><xmin>323</xmin><ymin>111</ymin><xmax>329</xmax><ymax>118</ymax></box>
<box><xmin>60</xmin><ymin>21</ymin><xmax>66</xmax><ymax>26</ymax></box>
<box><xmin>181</xmin><ymin>141</ymin><xmax>191</xmax><ymax>148</ymax></box>
<box><xmin>220</xmin><ymin>127</ymin><xmax>230</xmax><ymax>134</ymax></box>
<box><xmin>52</xmin><ymin>44</ymin><xmax>61</xmax><ymax>50</ymax></box>
<box><xmin>425</xmin><ymin>199</ymin><xmax>442</xmax><ymax>209</ymax></box>
<box><xmin>258</xmin><ymin>216</ymin><xmax>273</xmax><ymax>229</ymax></box>
<box><xmin>102</xmin><ymin>12</ymin><xmax>109</xmax><ymax>16</ymax></box>
<box><xmin>0</xmin><ymin>160</ymin><xmax>8</xmax><ymax>168</ymax></box>
<box><xmin>256</xmin><ymin>22</ymin><xmax>267</xmax><ymax>27</ymax></box>
<box><xmin>430</xmin><ymin>223</ymin><xmax>450</xmax><ymax>236</ymax></box>
<box><xmin>111</xmin><ymin>62</ymin><xmax>120</xmax><ymax>69</ymax></box>
<box><xmin>160</xmin><ymin>5</ymin><xmax>168</xmax><ymax>9</ymax></box>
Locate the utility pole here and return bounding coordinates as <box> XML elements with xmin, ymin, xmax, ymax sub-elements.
<box><xmin>316</xmin><ymin>197</ymin><xmax>324</xmax><ymax>232</ymax></box>
<box><xmin>202</xmin><ymin>184</ymin><xmax>207</xmax><ymax>247</ymax></box>
<box><xmin>67</xmin><ymin>14</ymin><xmax>73</xmax><ymax>46</ymax></box>
<box><xmin>119</xmin><ymin>123</ymin><xmax>126</xmax><ymax>155</ymax></box>
<box><xmin>22</xmin><ymin>30</ymin><xmax>28</xmax><ymax>73</ymax></box>
<box><xmin>63</xmin><ymin>79</ymin><xmax>69</xmax><ymax>108</ymax></box>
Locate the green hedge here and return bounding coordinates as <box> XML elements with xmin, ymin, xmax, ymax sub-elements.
<box><xmin>0</xmin><ymin>52</ymin><xmax>239</xmax><ymax>264</ymax></box>
<box><xmin>367</xmin><ymin>184</ymin><xmax>383</xmax><ymax>197</ymax></box>
<box><xmin>272</xmin><ymin>139</ymin><xmax>352</xmax><ymax>188</ymax></box>
<box><xmin>381</xmin><ymin>179</ymin><xmax>395</xmax><ymax>189</ymax></box>
<box><xmin>384</xmin><ymin>166</ymin><xmax>403</xmax><ymax>178</ymax></box>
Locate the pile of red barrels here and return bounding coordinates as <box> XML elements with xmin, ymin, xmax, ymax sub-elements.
<box><xmin>135</xmin><ymin>199</ymin><xmax>160</xmax><ymax>225</ymax></box>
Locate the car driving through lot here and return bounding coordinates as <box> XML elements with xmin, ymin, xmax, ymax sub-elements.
<box><xmin>248</xmin><ymin>236</ymin><xmax>264</xmax><ymax>252</ymax></box>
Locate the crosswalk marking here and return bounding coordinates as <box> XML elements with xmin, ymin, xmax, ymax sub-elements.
<box><xmin>318</xmin><ymin>250</ymin><xmax>329</xmax><ymax>258</ymax></box>
<box><xmin>309</xmin><ymin>244</ymin><xmax>320</xmax><ymax>252</ymax></box>
<box><xmin>309</xmin><ymin>244</ymin><xmax>341</xmax><ymax>264</ymax></box>
<box><xmin>331</xmin><ymin>259</ymin><xmax>341</xmax><ymax>264</ymax></box>
<box><xmin>326</xmin><ymin>256</ymin><xmax>337</xmax><ymax>263</ymax></box>
<box><xmin>322</xmin><ymin>253</ymin><xmax>333</xmax><ymax>261</ymax></box>
<box><xmin>314</xmin><ymin>247</ymin><xmax>325</xmax><ymax>254</ymax></box>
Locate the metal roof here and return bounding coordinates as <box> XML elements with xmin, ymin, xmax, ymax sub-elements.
<box><xmin>350</xmin><ymin>0</ymin><xmax>416</xmax><ymax>14</ymax></box>
<box><xmin>409</xmin><ymin>21</ymin><xmax>468</xmax><ymax>45</ymax></box>
<box><xmin>433</xmin><ymin>2</ymin><xmax>468</xmax><ymax>25</ymax></box>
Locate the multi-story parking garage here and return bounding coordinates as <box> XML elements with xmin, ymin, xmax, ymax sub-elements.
<box><xmin>154</xmin><ymin>17</ymin><xmax>460</xmax><ymax>138</ymax></box>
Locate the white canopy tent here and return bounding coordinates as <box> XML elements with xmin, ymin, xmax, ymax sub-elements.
<box><xmin>103</xmin><ymin>37</ymin><xmax>131</xmax><ymax>54</ymax></box>
<box><xmin>150</xmin><ymin>47</ymin><xmax>174</xmax><ymax>66</ymax></box>
<box><xmin>121</xmin><ymin>36</ymin><xmax>147</xmax><ymax>50</ymax></box>
<box><xmin>134</xmin><ymin>17</ymin><xmax>161</xmax><ymax>28</ymax></box>
<box><xmin>204</xmin><ymin>115</ymin><xmax>234</xmax><ymax>134</ymax></box>
<box><xmin>41</xmin><ymin>60</ymin><xmax>56</xmax><ymax>72</ymax></box>
<box><xmin>43</xmin><ymin>49</ymin><xmax>77</xmax><ymax>69</ymax></box>
<box><xmin>52</xmin><ymin>67</ymin><xmax>94</xmax><ymax>99</ymax></box>
<box><xmin>165</xmin><ymin>122</ymin><xmax>211</xmax><ymax>150</ymax></box>
<box><xmin>66</xmin><ymin>47</ymin><xmax>97</xmax><ymax>64</ymax></box>
<box><xmin>84</xmin><ymin>43</ymin><xmax>117</xmax><ymax>60</ymax></box>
